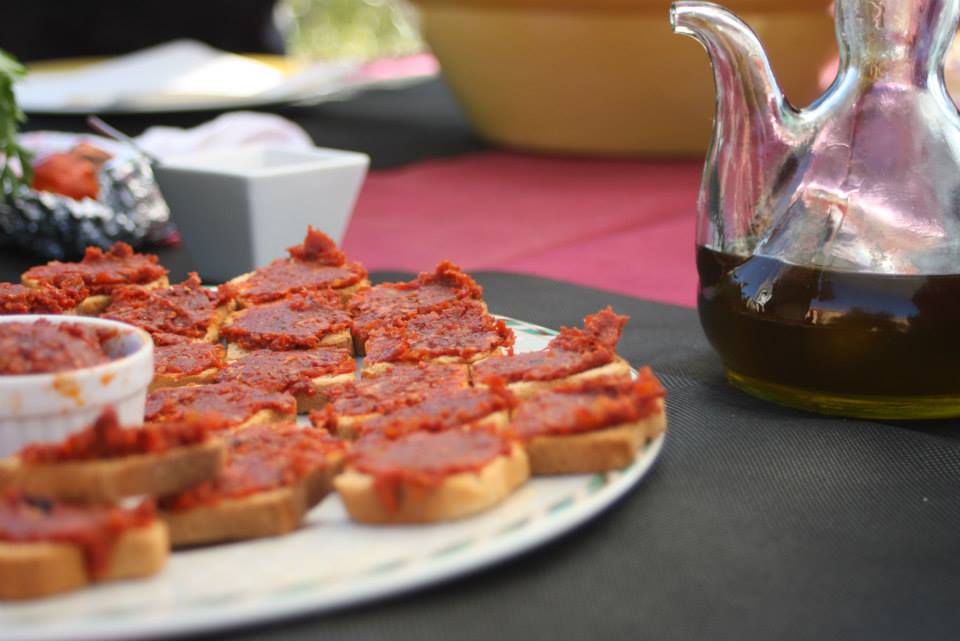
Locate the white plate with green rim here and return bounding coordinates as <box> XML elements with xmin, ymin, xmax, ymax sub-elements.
<box><xmin>0</xmin><ymin>315</ymin><xmax>665</xmax><ymax>641</ymax></box>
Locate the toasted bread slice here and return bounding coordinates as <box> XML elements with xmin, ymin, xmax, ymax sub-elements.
<box><xmin>217</xmin><ymin>348</ymin><xmax>357</xmax><ymax>414</ymax></box>
<box><xmin>73</xmin><ymin>277</ymin><xmax>169</xmax><ymax>315</ymax></box>
<box><xmin>225</xmin><ymin>272</ymin><xmax>368</xmax><ymax>308</ymax></box>
<box><xmin>340</xmin><ymin>386</ymin><xmax>517</xmax><ymax>441</ymax></box>
<box><xmin>0</xmin><ymin>521</ymin><xmax>169</xmax><ymax>601</ymax></box>
<box><xmin>225</xmin><ymin>331</ymin><xmax>353</xmax><ymax>361</ymax></box>
<box><xmin>21</xmin><ymin>242</ymin><xmax>169</xmax><ymax>315</ymax></box>
<box><xmin>150</xmin><ymin>341</ymin><xmax>226</xmax><ymax>391</ymax></box>
<box><xmin>235</xmin><ymin>370</ymin><xmax>354</xmax><ymax>414</ymax></box>
<box><xmin>362</xmin><ymin>301</ymin><xmax>514</xmax><ymax>371</ymax></box>
<box><xmin>161</xmin><ymin>466</ymin><xmax>338</xmax><ymax>547</ymax></box>
<box><xmin>221</xmin><ymin>290</ymin><xmax>354</xmax><ymax>357</ymax></box>
<box><xmin>524</xmin><ymin>401</ymin><xmax>666</xmax><ymax>475</ymax></box>
<box><xmin>0</xmin><ymin>440</ymin><xmax>226</xmax><ymax>503</ymax></box>
<box><xmin>160</xmin><ymin>423</ymin><xmax>345</xmax><ymax>546</ymax></box>
<box><xmin>146</xmin><ymin>382</ymin><xmax>298</xmax><ymax>428</ymax></box>
<box><xmin>362</xmin><ymin>349</ymin><xmax>508</xmax><ymax>376</ymax></box>
<box><xmin>336</xmin><ymin>443</ymin><xmax>529</xmax><ymax>524</ymax></box>
<box><xmin>473</xmin><ymin>356</ymin><xmax>632</xmax><ymax>399</ymax></box>
<box><xmin>0</xmin><ymin>282</ymin><xmax>87</xmax><ymax>315</ymax></box>
<box><xmin>330</xmin><ymin>409</ymin><xmax>510</xmax><ymax>441</ymax></box>
<box><xmin>101</xmin><ymin>274</ymin><xmax>231</xmax><ymax>341</ymax></box>
<box><xmin>317</xmin><ymin>362</ymin><xmax>472</xmax><ymax>436</ymax></box>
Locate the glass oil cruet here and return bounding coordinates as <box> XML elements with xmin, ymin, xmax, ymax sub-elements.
<box><xmin>671</xmin><ymin>0</ymin><xmax>960</xmax><ymax>418</ymax></box>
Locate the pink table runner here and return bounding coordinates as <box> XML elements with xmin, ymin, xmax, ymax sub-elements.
<box><xmin>342</xmin><ymin>151</ymin><xmax>702</xmax><ymax>308</ymax></box>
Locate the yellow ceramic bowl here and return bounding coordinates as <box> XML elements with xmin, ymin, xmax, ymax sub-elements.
<box><xmin>414</xmin><ymin>0</ymin><xmax>837</xmax><ymax>155</ymax></box>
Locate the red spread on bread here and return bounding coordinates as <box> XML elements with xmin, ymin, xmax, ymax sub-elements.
<box><xmin>221</xmin><ymin>290</ymin><xmax>352</xmax><ymax>351</ymax></box>
<box><xmin>364</xmin><ymin>301</ymin><xmax>514</xmax><ymax>364</ymax></box>
<box><xmin>549</xmin><ymin>307</ymin><xmax>628</xmax><ymax>353</ymax></box>
<box><xmin>316</xmin><ymin>362</ymin><xmax>469</xmax><ymax>424</ymax></box>
<box><xmin>348</xmin><ymin>261</ymin><xmax>484</xmax><ymax>343</ymax></box>
<box><xmin>145</xmin><ymin>382</ymin><xmax>296</xmax><ymax>425</ymax></box>
<box><xmin>22</xmin><ymin>242</ymin><xmax>167</xmax><ymax>295</ymax></box>
<box><xmin>473</xmin><ymin>307</ymin><xmax>628</xmax><ymax>383</ymax></box>
<box><xmin>102</xmin><ymin>273</ymin><xmax>218</xmax><ymax>339</ymax></box>
<box><xmin>0</xmin><ymin>319</ymin><xmax>110</xmax><ymax>375</ymax></box>
<box><xmin>228</xmin><ymin>228</ymin><xmax>366</xmax><ymax>304</ymax></box>
<box><xmin>0</xmin><ymin>281</ymin><xmax>88</xmax><ymax>314</ymax></box>
<box><xmin>0</xmin><ymin>491</ymin><xmax>155</xmax><ymax>577</ymax></box>
<box><xmin>356</xmin><ymin>386</ymin><xmax>517</xmax><ymax>438</ymax></box>
<box><xmin>154</xmin><ymin>341</ymin><xmax>225</xmax><ymax>377</ymax></box>
<box><xmin>160</xmin><ymin>424</ymin><xmax>346</xmax><ymax>511</ymax></box>
<box><xmin>349</xmin><ymin>429</ymin><xmax>513</xmax><ymax>512</ymax></box>
<box><xmin>287</xmin><ymin>226</ymin><xmax>347</xmax><ymax>265</ymax></box>
<box><xmin>217</xmin><ymin>348</ymin><xmax>355</xmax><ymax>397</ymax></box>
<box><xmin>19</xmin><ymin>408</ymin><xmax>219</xmax><ymax>463</ymax></box>
<box><xmin>510</xmin><ymin>369</ymin><xmax>666</xmax><ymax>439</ymax></box>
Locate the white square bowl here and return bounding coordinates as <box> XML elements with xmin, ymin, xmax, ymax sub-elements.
<box><xmin>155</xmin><ymin>144</ymin><xmax>369</xmax><ymax>282</ymax></box>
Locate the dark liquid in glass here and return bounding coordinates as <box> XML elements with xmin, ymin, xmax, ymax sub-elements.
<box><xmin>697</xmin><ymin>245</ymin><xmax>960</xmax><ymax>398</ymax></box>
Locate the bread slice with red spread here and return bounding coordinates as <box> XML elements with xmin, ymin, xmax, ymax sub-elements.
<box><xmin>159</xmin><ymin>423</ymin><xmax>346</xmax><ymax>547</ymax></box>
<box><xmin>146</xmin><ymin>382</ymin><xmax>298</xmax><ymax>429</ymax></box>
<box><xmin>0</xmin><ymin>281</ymin><xmax>88</xmax><ymax>315</ymax></box>
<box><xmin>347</xmin><ymin>261</ymin><xmax>486</xmax><ymax>355</ymax></box>
<box><xmin>150</xmin><ymin>337</ymin><xmax>226</xmax><ymax>390</ymax></box>
<box><xmin>0</xmin><ymin>493</ymin><xmax>168</xmax><ymax>600</ymax></box>
<box><xmin>21</xmin><ymin>242</ymin><xmax>169</xmax><ymax>315</ymax></box>
<box><xmin>222</xmin><ymin>227</ymin><xmax>369</xmax><ymax>308</ymax></box>
<box><xmin>0</xmin><ymin>409</ymin><xmax>227</xmax><ymax>503</ymax></box>
<box><xmin>101</xmin><ymin>273</ymin><xmax>232</xmax><ymax>343</ymax></box>
<box><xmin>217</xmin><ymin>347</ymin><xmax>356</xmax><ymax>413</ymax></box>
<box><xmin>310</xmin><ymin>362</ymin><xmax>470</xmax><ymax>438</ymax></box>
<box><xmin>363</xmin><ymin>300</ymin><xmax>514</xmax><ymax>375</ymax></box>
<box><xmin>328</xmin><ymin>385</ymin><xmax>517</xmax><ymax>441</ymax></box>
<box><xmin>221</xmin><ymin>289</ymin><xmax>354</xmax><ymax>360</ymax></box>
<box><xmin>510</xmin><ymin>371</ymin><xmax>667</xmax><ymax>475</ymax></box>
<box><xmin>335</xmin><ymin>428</ymin><xmax>529</xmax><ymax>524</ymax></box>
<box><xmin>472</xmin><ymin>307</ymin><xmax>632</xmax><ymax>398</ymax></box>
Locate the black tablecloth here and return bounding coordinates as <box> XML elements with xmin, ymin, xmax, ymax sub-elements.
<box><xmin>180</xmin><ymin>271</ymin><xmax>956</xmax><ymax>641</ymax></box>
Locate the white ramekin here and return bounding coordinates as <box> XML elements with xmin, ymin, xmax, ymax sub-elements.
<box><xmin>0</xmin><ymin>314</ymin><xmax>154</xmax><ymax>457</ymax></box>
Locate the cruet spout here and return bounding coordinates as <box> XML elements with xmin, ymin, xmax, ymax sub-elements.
<box><xmin>671</xmin><ymin>1</ymin><xmax>801</xmax><ymax>255</ymax></box>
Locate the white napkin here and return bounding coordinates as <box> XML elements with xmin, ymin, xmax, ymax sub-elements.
<box><xmin>134</xmin><ymin>112</ymin><xmax>315</xmax><ymax>159</ymax></box>
<box><xmin>16</xmin><ymin>39</ymin><xmax>358</xmax><ymax>112</ymax></box>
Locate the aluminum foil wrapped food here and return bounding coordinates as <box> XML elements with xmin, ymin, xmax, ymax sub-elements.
<box><xmin>0</xmin><ymin>132</ymin><xmax>175</xmax><ymax>260</ymax></box>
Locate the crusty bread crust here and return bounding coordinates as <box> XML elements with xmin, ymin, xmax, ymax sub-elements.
<box><xmin>335</xmin><ymin>443</ymin><xmax>529</xmax><ymax>524</ymax></box>
<box><xmin>236</xmin><ymin>408</ymin><xmax>296</xmax><ymax>429</ymax></box>
<box><xmin>0</xmin><ymin>521</ymin><xmax>169</xmax><ymax>600</ymax></box>
<box><xmin>161</xmin><ymin>466</ymin><xmax>338</xmax><ymax>547</ymax></box>
<box><xmin>150</xmin><ymin>366</ymin><xmax>220</xmax><ymax>391</ymax></box>
<box><xmin>0</xmin><ymin>541</ymin><xmax>86</xmax><ymax>600</ymax></box>
<box><xmin>0</xmin><ymin>441</ymin><xmax>226</xmax><ymax>503</ymax></box>
<box><xmin>335</xmin><ymin>279</ymin><xmax>369</xmax><ymax>305</ymax></box>
<box><xmin>203</xmin><ymin>301</ymin><xmax>234</xmax><ymax>343</ymax></box>
<box><xmin>472</xmin><ymin>356</ymin><xmax>632</xmax><ymax>398</ymax></box>
<box><xmin>225</xmin><ymin>330</ymin><xmax>353</xmax><ymax>361</ymax></box>
<box><xmin>293</xmin><ymin>372</ymin><xmax>356</xmax><ymax>414</ymax></box>
<box><xmin>524</xmin><ymin>401</ymin><xmax>666</xmax><ymax>475</ymax></box>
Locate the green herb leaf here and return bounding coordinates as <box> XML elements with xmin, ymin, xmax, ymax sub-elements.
<box><xmin>0</xmin><ymin>49</ymin><xmax>31</xmax><ymax>199</ymax></box>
